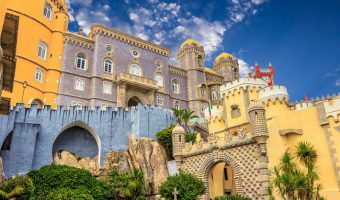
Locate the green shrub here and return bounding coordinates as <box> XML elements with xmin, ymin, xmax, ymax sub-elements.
<box><xmin>214</xmin><ymin>194</ymin><xmax>252</xmax><ymax>200</ymax></box>
<box><xmin>185</xmin><ymin>131</ymin><xmax>197</xmax><ymax>143</ymax></box>
<box><xmin>0</xmin><ymin>175</ymin><xmax>33</xmax><ymax>200</ymax></box>
<box><xmin>45</xmin><ymin>188</ymin><xmax>94</xmax><ymax>200</ymax></box>
<box><xmin>159</xmin><ymin>173</ymin><xmax>205</xmax><ymax>200</ymax></box>
<box><xmin>27</xmin><ymin>165</ymin><xmax>110</xmax><ymax>200</ymax></box>
<box><xmin>107</xmin><ymin>169</ymin><xmax>146</xmax><ymax>200</ymax></box>
<box><xmin>156</xmin><ymin>125</ymin><xmax>175</xmax><ymax>159</ymax></box>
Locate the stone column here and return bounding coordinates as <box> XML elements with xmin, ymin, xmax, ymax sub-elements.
<box><xmin>117</xmin><ymin>83</ymin><xmax>126</xmax><ymax>107</ymax></box>
<box><xmin>147</xmin><ymin>90</ymin><xmax>155</xmax><ymax>105</ymax></box>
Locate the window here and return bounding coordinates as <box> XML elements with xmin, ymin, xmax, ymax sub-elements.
<box><xmin>105</xmin><ymin>45</ymin><xmax>113</xmax><ymax>53</ymax></box>
<box><xmin>75</xmin><ymin>52</ymin><xmax>87</xmax><ymax>70</ymax></box>
<box><xmin>200</xmin><ymin>87</ymin><xmax>205</xmax><ymax>97</ymax></box>
<box><xmin>231</xmin><ymin>104</ymin><xmax>241</xmax><ymax>118</ymax></box>
<box><xmin>212</xmin><ymin>91</ymin><xmax>218</xmax><ymax>100</ymax></box>
<box><xmin>197</xmin><ymin>55</ymin><xmax>203</xmax><ymax>66</ymax></box>
<box><xmin>35</xmin><ymin>68</ymin><xmax>43</xmax><ymax>82</ymax></box>
<box><xmin>224</xmin><ymin>167</ymin><xmax>228</xmax><ymax>180</ymax></box>
<box><xmin>130</xmin><ymin>63</ymin><xmax>142</xmax><ymax>76</ymax></box>
<box><xmin>174</xmin><ymin>100</ymin><xmax>180</xmax><ymax>109</ymax></box>
<box><xmin>103</xmin><ymin>59</ymin><xmax>113</xmax><ymax>73</ymax></box>
<box><xmin>43</xmin><ymin>3</ymin><xmax>52</xmax><ymax>20</ymax></box>
<box><xmin>233</xmin><ymin>68</ymin><xmax>239</xmax><ymax>79</ymax></box>
<box><xmin>131</xmin><ymin>49</ymin><xmax>140</xmax><ymax>58</ymax></box>
<box><xmin>171</xmin><ymin>79</ymin><xmax>179</xmax><ymax>94</ymax></box>
<box><xmin>156</xmin><ymin>95</ymin><xmax>164</xmax><ymax>106</ymax></box>
<box><xmin>103</xmin><ymin>81</ymin><xmax>112</xmax><ymax>94</ymax></box>
<box><xmin>37</xmin><ymin>41</ymin><xmax>48</xmax><ymax>60</ymax></box>
<box><xmin>154</xmin><ymin>73</ymin><xmax>164</xmax><ymax>87</ymax></box>
<box><xmin>75</xmin><ymin>78</ymin><xmax>85</xmax><ymax>91</ymax></box>
<box><xmin>201</xmin><ymin>103</ymin><xmax>206</xmax><ymax>113</ymax></box>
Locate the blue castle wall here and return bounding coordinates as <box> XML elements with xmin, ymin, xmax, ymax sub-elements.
<box><xmin>0</xmin><ymin>104</ymin><xmax>174</xmax><ymax>177</ymax></box>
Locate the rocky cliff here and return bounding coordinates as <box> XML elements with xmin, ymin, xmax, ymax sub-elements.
<box><xmin>53</xmin><ymin>134</ymin><xmax>169</xmax><ymax>195</ymax></box>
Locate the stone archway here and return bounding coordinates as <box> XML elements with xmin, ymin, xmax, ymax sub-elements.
<box><xmin>208</xmin><ymin>162</ymin><xmax>236</xmax><ymax>198</ymax></box>
<box><xmin>128</xmin><ymin>96</ymin><xmax>142</xmax><ymax>107</ymax></box>
<box><xmin>53</xmin><ymin>121</ymin><xmax>101</xmax><ymax>164</ymax></box>
<box><xmin>200</xmin><ymin>154</ymin><xmax>243</xmax><ymax>199</ymax></box>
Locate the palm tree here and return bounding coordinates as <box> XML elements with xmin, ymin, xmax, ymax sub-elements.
<box><xmin>172</xmin><ymin>108</ymin><xmax>184</xmax><ymax>125</ymax></box>
<box><xmin>181</xmin><ymin>109</ymin><xmax>198</xmax><ymax>133</ymax></box>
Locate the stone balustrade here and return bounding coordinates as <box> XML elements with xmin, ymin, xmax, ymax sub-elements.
<box><xmin>116</xmin><ymin>72</ymin><xmax>158</xmax><ymax>90</ymax></box>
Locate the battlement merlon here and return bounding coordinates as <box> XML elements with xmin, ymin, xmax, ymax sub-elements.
<box><xmin>258</xmin><ymin>85</ymin><xmax>289</xmax><ymax>104</ymax></box>
<box><xmin>220</xmin><ymin>77</ymin><xmax>267</xmax><ymax>96</ymax></box>
<box><xmin>204</xmin><ymin>105</ymin><xmax>224</xmax><ymax>121</ymax></box>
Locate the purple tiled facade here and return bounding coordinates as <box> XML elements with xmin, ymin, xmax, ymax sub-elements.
<box><xmin>58</xmin><ymin>25</ymin><xmax>239</xmax><ymax>116</ymax></box>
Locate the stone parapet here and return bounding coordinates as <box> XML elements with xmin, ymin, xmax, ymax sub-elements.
<box><xmin>220</xmin><ymin>78</ymin><xmax>267</xmax><ymax>97</ymax></box>
<box><xmin>258</xmin><ymin>85</ymin><xmax>289</xmax><ymax>104</ymax></box>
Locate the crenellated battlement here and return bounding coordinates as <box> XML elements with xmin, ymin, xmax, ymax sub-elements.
<box><xmin>258</xmin><ymin>85</ymin><xmax>289</xmax><ymax>105</ymax></box>
<box><xmin>204</xmin><ymin>105</ymin><xmax>224</xmax><ymax>122</ymax></box>
<box><xmin>220</xmin><ymin>78</ymin><xmax>267</xmax><ymax>97</ymax></box>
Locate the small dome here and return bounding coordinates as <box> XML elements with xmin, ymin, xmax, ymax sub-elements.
<box><xmin>180</xmin><ymin>39</ymin><xmax>201</xmax><ymax>48</ymax></box>
<box><xmin>215</xmin><ymin>52</ymin><xmax>235</xmax><ymax>62</ymax></box>
<box><xmin>172</xmin><ymin>125</ymin><xmax>185</xmax><ymax>134</ymax></box>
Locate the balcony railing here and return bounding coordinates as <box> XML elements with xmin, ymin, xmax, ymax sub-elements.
<box><xmin>116</xmin><ymin>72</ymin><xmax>158</xmax><ymax>90</ymax></box>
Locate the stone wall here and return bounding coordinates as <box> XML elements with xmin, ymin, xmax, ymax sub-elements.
<box><xmin>0</xmin><ymin>104</ymin><xmax>174</xmax><ymax>177</ymax></box>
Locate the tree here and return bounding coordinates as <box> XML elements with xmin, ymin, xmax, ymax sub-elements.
<box><xmin>270</xmin><ymin>142</ymin><xmax>322</xmax><ymax>200</ymax></box>
<box><xmin>0</xmin><ymin>175</ymin><xmax>33</xmax><ymax>200</ymax></box>
<box><xmin>27</xmin><ymin>165</ymin><xmax>110</xmax><ymax>200</ymax></box>
<box><xmin>107</xmin><ymin>169</ymin><xmax>146</xmax><ymax>200</ymax></box>
<box><xmin>172</xmin><ymin>108</ymin><xmax>184</xmax><ymax>125</ymax></box>
<box><xmin>181</xmin><ymin>109</ymin><xmax>198</xmax><ymax>133</ymax></box>
<box><xmin>159</xmin><ymin>173</ymin><xmax>205</xmax><ymax>200</ymax></box>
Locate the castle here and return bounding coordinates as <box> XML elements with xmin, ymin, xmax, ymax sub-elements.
<box><xmin>1</xmin><ymin>1</ymin><xmax>340</xmax><ymax>200</ymax></box>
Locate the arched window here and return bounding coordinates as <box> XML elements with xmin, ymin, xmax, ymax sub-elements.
<box><xmin>174</xmin><ymin>100</ymin><xmax>180</xmax><ymax>109</ymax></box>
<box><xmin>103</xmin><ymin>59</ymin><xmax>113</xmax><ymax>73</ymax></box>
<box><xmin>233</xmin><ymin>68</ymin><xmax>239</xmax><ymax>79</ymax></box>
<box><xmin>197</xmin><ymin>55</ymin><xmax>203</xmax><ymax>66</ymax></box>
<box><xmin>154</xmin><ymin>73</ymin><xmax>164</xmax><ymax>87</ymax></box>
<box><xmin>75</xmin><ymin>53</ymin><xmax>87</xmax><ymax>70</ymax></box>
<box><xmin>37</xmin><ymin>41</ymin><xmax>47</xmax><ymax>60</ymax></box>
<box><xmin>156</xmin><ymin>95</ymin><xmax>164</xmax><ymax>106</ymax></box>
<box><xmin>199</xmin><ymin>85</ymin><xmax>206</xmax><ymax>98</ymax></box>
<box><xmin>34</xmin><ymin>68</ymin><xmax>43</xmax><ymax>82</ymax></box>
<box><xmin>212</xmin><ymin>91</ymin><xmax>218</xmax><ymax>100</ymax></box>
<box><xmin>171</xmin><ymin>79</ymin><xmax>179</xmax><ymax>94</ymax></box>
<box><xmin>75</xmin><ymin>78</ymin><xmax>85</xmax><ymax>91</ymax></box>
<box><xmin>103</xmin><ymin>81</ymin><xmax>112</xmax><ymax>94</ymax></box>
<box><xmin>129</xmin><ymin>63</ymin><xmax>142</xmax><ymax>76</ymax></box>
<box><xmin>43</xmin><ymin>3</ymin><xmax>53</xmax><ymax>20</ymax></box>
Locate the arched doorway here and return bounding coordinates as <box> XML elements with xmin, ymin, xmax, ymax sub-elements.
<box><xmin>208</xmin><ymin>162</ymin><xmax>236</xmax><ymax>199</ymax></box>
<box><xmin>52</xmin><ymin>126</ymin><xmax>98</xmax><ymax>158</ymax></box>
<box><xmin>128</xmin><ymin>96</ymin><xmax>141</xmax><ymax>107</ymax></box>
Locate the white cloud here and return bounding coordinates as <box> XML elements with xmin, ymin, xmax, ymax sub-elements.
<box><xmin>336</xmin><ymin>79</ymin><xmax>340</xmax><ymax>86</ymax></box>
<box><xmin>251</xmin><ymin>0</ymin><xmax>265</xmax><ymax>5</ymax></box>
<box><xmin>237</xmin><ymin>58</ymin><xmax>253</xmax><ymax>77</ymax></box>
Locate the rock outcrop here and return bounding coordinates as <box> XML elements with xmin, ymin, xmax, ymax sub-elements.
<box><xmin>52</xmin><ymin>134</ymin><xmax>169</xmax><ymax>195</ymax></box>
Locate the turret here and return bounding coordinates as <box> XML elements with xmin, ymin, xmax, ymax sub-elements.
<box><xmin>177</xmin><ymin>39</ymin><xmax>207</xmax><ymax>116</ymax></box>
<box><xmin>248</xmin><ymin>100</ymin><xmax>269</xmax><ymax>155</ymax></box>
<box><xmin>172</xmin><ymin>124</ymin><xmax>185</xmax><ymax>168</ymax></box>
<box><xmin>213</xmin><ymin>52</ymin><xmax>239</xmax><ymax>83</ymax></box>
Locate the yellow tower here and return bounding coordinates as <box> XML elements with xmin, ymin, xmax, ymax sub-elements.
<box><xmin>2</xmin><ymin>0</ymin><xmax>69</xmax><ymax>109</ymax></box>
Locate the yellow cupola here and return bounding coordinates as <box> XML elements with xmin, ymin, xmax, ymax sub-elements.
<box><xmin>215</xmin><ymin>52</ymin><xmax>235</xmax><ymax>62</ymax></box>
<box><xmin>180</xmin><ymin>39</ymin><xmax>201</xmax><ymax>48</ymax></box>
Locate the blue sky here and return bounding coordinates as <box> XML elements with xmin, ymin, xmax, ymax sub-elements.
<box><xmin>66</xmin><ymin>0</ymin><xmax>340</xmax><ymax>101</ymax></box>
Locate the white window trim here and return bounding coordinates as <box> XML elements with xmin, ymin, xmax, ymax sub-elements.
<box><xmin>43</xmin><ymin>3</ymin><xmax>53</xmax><ymax>20</ymax></box>
<box><xmin>71</xmin><ymin>101</ymin><xmax>83</xmax><ymax>110</ymax></box>
<box><xmin>34</xmin><ymin>68</ymin><xmax>44</xmax><ymax>82</ymax></box>
<box><xmin>75</xmin><ymin>53</ymin><xmax>87</xmax><ymax>70</ymax></box>
<box><xmin>171</xmin><ymin>79</ymin><xmax>180</xmax><ymax>94</ymax></box>
<box><xmin>156</xmin><ymin>95</ymin><xmax>164</xmax><ymax>106</ymax></box>
<box><xmin>103</xmin><ymin>58</ymin><xmax>114</xmax><ymax>74</ymax></box>
<box><xmin>102</xmin><ymin>81</ymin><xmax>112</xmax><ymax>94</ymax></box>
<box><xmin>37</xmin><ymin>41</ymin><xmax>48</xmax><ymax>60</ymax></box>
<box><xmin>129</xmin><ymin>63</ymin><xmax>142</xmax><ymax>76</ymax></box>
<box><xmin>154</xmin><ymin>73</ymin><xmax>164</xmax><ymax>87</ymax></box>
<box><xmin>74</xmin><ymin>77</ymin><xmax>85</xmax><ymax>91</ymax></box>
<box><xmin>174</xmin><ymin>100</ymin><xmax>180</xmax><ymax>109</ymax></box>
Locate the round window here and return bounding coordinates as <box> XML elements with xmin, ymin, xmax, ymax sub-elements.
<box><xmin>106</xmin><ymin>45</ymin><xmax>113</xmax><ymax>52</ymax></box>
<box><xmin>131</xmin><ymin>49</ymin><xmax>140</xmax><ymax>58</ymax></box>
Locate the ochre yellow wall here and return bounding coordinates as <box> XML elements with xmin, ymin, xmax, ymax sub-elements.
<box><xmin>208</xmin><ymin>162</ymin><xmax>236</xmax><ymax>199</ymax></box>
<box><xmin>2</xmin><ymin>0</ymin><xmax>68</xmax><ymax>109</ymax></box>
<box><xmin>208</xmin><ymin>88</ymin><xmax>340</xmax><ymax>199</ymax></box>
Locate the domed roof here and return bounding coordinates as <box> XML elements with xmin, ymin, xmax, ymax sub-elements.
<box><xmin>215</xmin><ymin>52</ymin><xmax>235</xmax><ymax>62</ymax></box>
<box><xmin>180</xmin><ymin>39</ymin><xmax>201</xmax><ymax>48</ymax></box>
<box><xmin>172</xmin><ymin>125</ymin><xmax>185</xmax><ymax>134</ymax></box>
